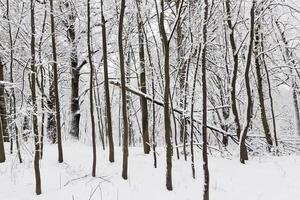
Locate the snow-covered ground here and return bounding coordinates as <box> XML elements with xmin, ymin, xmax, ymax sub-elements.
<box><xmin>1</xmin><ymin>142</ymin><xmax>300</xmax><ymax>200</ymax></box>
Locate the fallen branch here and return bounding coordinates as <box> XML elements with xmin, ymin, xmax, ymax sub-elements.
<box><xmin>110</xmin><ymin>81</ymin><xmax>233</xmax><ymax>137</ymax></box>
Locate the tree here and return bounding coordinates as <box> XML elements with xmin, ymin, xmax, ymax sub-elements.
<box><xmin>201</xmin><ymin>0</ymin><xmax>210</xmax><ymax>199</ymax></box>
<box><xmin>225</xmin><ymin>0</ymin><xmax>241</xmax><ymax>140</ymax></box>
<box><xmin>0</xmin><ymin>114</ymin><xmax>5</xmax><ymax>163</ymax></box>
<box><xmin>0</xmin><ymin>57</ymin><xmax>5</xmax><ymax>163</ymax></box>
<box><xmin>63</xmin><ymin>1</ymin><xmax>83</xmax><ymax>140</ymax></box>
<box><xmin>254</xmin><ymin>21</ymin><xmax>273</xmax><ymax>147</ymax></box>
<box><xmin>0</xmin><ymin>58</ymin><xmax>8</xmax><ymax>143</ymax></box>
<box><xmin>240</xmin><ymin>0</ymin><xmax>256</xmax><ymax>164</ymax></box>
<box><xmin>49</xmin><ymin>0</ymin><xmax>63</xmax><ymax>163</ymax></box>
<box><xmin>30</xmin><ymin>0</ymin><xmax>42</xmax><ymax>194</ymax></box>
<box><xmin>101</xmin><ymin>0</ymin><xmax>114</xmax><ymax>162</ymax></box>
<box><xmin>119</xmin><ymin>0</ymin><xmax>129</xmax><ymax>180</ymax></box>
<box><xmin>159</xmin><ymin>0</ymin><xmax>173</xmax><ymax>191</ymax></box>
<box><xmin>136</xmin><ymin>0</ymin><xmax>150</xmax><ymax>154</ymax></box>
<box><xmin>87</xmin><ymin>0</ymin><xmax>97</xmax><ymax>177</ymax></box>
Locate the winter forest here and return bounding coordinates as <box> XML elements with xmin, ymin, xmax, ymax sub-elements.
<box><xmin>1</xmin><ymin>0</ymin><xmax>300</xmax><ymax>199</ymax></box>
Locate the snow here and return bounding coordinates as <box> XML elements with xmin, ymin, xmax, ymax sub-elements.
<box><xmin>1</xmin><ymin>142</ymin><xmax>300</xmax><ymax>200</ymax></box>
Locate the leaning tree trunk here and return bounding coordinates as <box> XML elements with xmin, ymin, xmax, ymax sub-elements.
<box><xmin>190</xmin><ymin>46</ymin><xmax>201</xmax><ymax>179</ymax></box>
<box><xmin>30</xmin><ymin>0</ymin><xmax>42</xmax><ymax>194</ymax></box>
<box><xmin>119</xmin><ymin>0</ymin><xmax>129</xmax><ymax>180</ymax></box>
<box><xmin>159</xmin><ymin>0</ymin><xmax>173</xmax><ymax>191</ymax></box>
<box><xmin>49</xmin><ymin>0</ymin><xmax>63</xmax><ymax>163</ymax></box>
<box><xmin>136</xmin><ymin>0</ymin><xmax>150</xmax><ymax>154</ymax></box>
<box><xmin>87</xmin><ymin>0</ymin><xmax>97</xmax><ymax>177</ymax></box>
<box><xmin>101</xmin><ymin>0</ymin><xmax>114</xmax><ymax>162</ymax></box>
<box><xmin>261</xmin><ymin>36</ymin><xmax>278</xmax><ymax>146</ymax></box>
<box><xmin>202</xmin><ymin>0</ymin><xmax>210</xmax><ymax>199</ymax></box>
<box><xmin>240</xmin><ymin>0</ymin><xmax>256</xmax><ymax>164</ymax></box>
<box><xmin>254</xmin><ymin>23</ymin><xmax>273</xmax><ymax>147</ymax></box>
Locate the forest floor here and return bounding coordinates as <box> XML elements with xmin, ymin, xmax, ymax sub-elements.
<box><xmin>0</xmin><ymin>142</ymin><xmax>300</xmax><ymax>200</ymax></box>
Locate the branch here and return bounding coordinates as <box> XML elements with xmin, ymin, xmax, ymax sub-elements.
<box><xmin>110</xmin><ymin>81</ymin><xmax>233</xmax><ymax>137</ymax></box>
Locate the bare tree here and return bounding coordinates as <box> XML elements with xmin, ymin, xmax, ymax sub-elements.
<box><xmin>136</xmin><ymin>0</ymin><xmax>150</xmax><ymax>154</ymax></box>
<box><xmin>254</xmin><ymin>21</ymin><xmax>273</xmax><ymax>147</ymax></box>
<box><xmin>240</xmin><ymin>0</ymin><xmax>256</xmax><ymax>164</ymax></box>
<box><xmin>0</xmin><ymin>57</ymin><xmax>5</xmax><ymax>163</ymax></box>
<box><xmin>30</xmin><ymin>0</ymin><xmax>42</xmax><ymax>194</ymax></box>
<box><xmin>101</xmin><ymin>0</ymin><xmax>114</xmax><ymax>162</ymax></box>
<box><xmin>202</xmin><ymin>0</ymin><xmax>209</xmax><ymax>199</ymax></box>
<box><xmin>119</xmin><ymin>0</ymin><xmax>129</xmax><ymax>180</ymax></box>
<box><xmin>0</xmin><ymin>58</ymin><xmax>8</xmax><ymax>143</ymax></box>
<box><xmin>159</xmin><ymin>0</ymin><xmax>173</xmax><ymax>191</ymax></box>
<box><xmin>225</xmin><ymin>0</ymin><xmax>241</xmax><ymax>140</ymax></box>
<box><xmin>49</xmin><ymin>0</ymin><xmax>63</xmax><ymax>163</ymax></box>
<box><xmin>87</xmin><ymin>0</ymin><xmax>97</xmax><ymax>177</ymax></box>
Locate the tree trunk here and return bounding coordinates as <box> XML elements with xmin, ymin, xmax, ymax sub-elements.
<box><xmin>119</xmin><ymin>0</ymin><xmax>129</xmax><ymax>180</ymax></box>
<box><xmin>159</xmin><ymin>0</ymin><xmax>173</xmax><ymax>191</ymax></box>
<box><xmin>30</xmin><ymin>0</ymin><xmax>42</xmax><ymax>194</ymax></box>
<box><xmin>101</xmin><ymin>0</ymin><xmax>114</xmax><ymax>162</ymax></box>
<box><xmin>190</xmin><ymin>46</ymin><xmax>201</xmax><ymax>179</ymax></box>
<box><xmin>0</xmin><ymin>115</ymin><xmax>5</xmax><ymax>163</ymax></box>
<box><xmin>65</xmin><ymin>2</ymin><xmax>81</xmax><ymax>140</ymax></box>
<box><xmin>202</xmin><ymin>0</ymin><xmax>210</xmax><ymax>199</ymax></box>
<box><xmin>87</xmin><ymin>0</ymin><xmax>97</xmax><ymax>177</ymax></box>
<box><xmin>240</xmin><ymin>0</ymin><xmax>256</xmax><ymax>164</ymax></box>
<box><xmin>49</xmin><ymin>0</ymin><xmax>63</xmax><ymax>163</ymax></box>
<box><xmin>225</xmin><ymin>0</ymin><xmax>241</xmax><ymax>140</ymax></box>
<box><xmin>176</xmin><ymin>0</ymin><xmax>187</xmax><ymax>145</ymax></box>
<box><xmin>261</xmin><ymin>36</ymin><xmax>278</xmax><ymax>146</ymax></box>
<box><xmin>254</xmin><ymin>24</ymin><xmax>273</xmax><ymax>146</ymax></box>
<box><xmin>137</xmin><ymin>0</ymin><xmax>150</xmax><ymax>154</ymax></box>
<box><xmin>47</xmin><ymin>68</ymin><xmax>56</xmax><ymax>143</ymax></box>
<box><xmin>38</xmin><ymin>5</ymin><xmax>47</xmax><ymax>159</ymax></box>
<box><xmin>0</xmin><ymin>58</ymin><xmax>8</xmax><ymax>143</ymax></box>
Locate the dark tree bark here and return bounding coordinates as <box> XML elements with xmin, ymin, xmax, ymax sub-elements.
<box><xmin>240</xmin><ymin>0</ymin><xmax>256</xmax><ymax>164</ymax></box>
<box><xmin>64</xmin><ymin>1</ymin><xmax>81</xmax><ymax>140</ymax></box>
<box><xmin>225</xmin><ymin>0</ymin><xmax>241</xmax><ymax>140</ymax></box>
<box><xmin>49</xmin><ymin>0</ymin><xmax>63</xmax><ymax>163</ymax></box>
<box><xmin>101</xmin><ymin>0</ymin><xmax>114</xmax><ymax>162</ymax></box>
<box><xmin>151</xmin><ymin>69</ymin><xmax>157</xmax><ymax>168</ymax></box>
<box><xmin>119</xmin><ymin>0</ymin><xmax>129</xmax><ymax>180</ymax></box>
<box><xmin>0</xmin><ymin>58</ymin><xmax>8</xmax><ymax>143</ymax></box>
<box><xmin>87</xmin><ymin>0</ymin><xmax>97</xmax><ymax>177</ymax></box>
<box><xmin>159</xmin><ymin>0</ymin><xmax>173</xmax><ymax>191</ymax></box>
<box><xmin>202</xmin><ymin>0</ymin><xmax>209</xmax><ymax>199</ymax></box>
<box><xmin>30</xmin><ymin>0</ymin><xmax>42</xmax><ymax>194</ymax></box>
<box><xmin>136</xmin><ymin>0</ymin><xmax>150</xmax><ymax>154</ymax></box>
<box><xmin>0</xmin><ymin>115</ymin><xmax>5</xmax><ymax>163</ymax></box>
<box><xmin>190</xmin><ymin>46</ymin><xmax>201</xmax><ymax>179</ymax></box>
<box><xmin>254</xmin><ymin>23</ymin><xmax>273</xmax><ymax>146</ymax></box>
<box><xmin>47</xmin><ymin>69</ymin><xmax>56</xmax><ymax>143</ymax></box>
<box><xmin>261</xmin><ymin>37</ymin><xmax>278</xmax><ymax>146</ymax></box>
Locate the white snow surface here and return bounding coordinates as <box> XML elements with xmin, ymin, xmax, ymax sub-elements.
<box><xmin>1</xmin><ymin>143</ymin><xmax>300</xmax><ymax>200</ymax></box>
